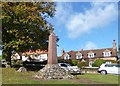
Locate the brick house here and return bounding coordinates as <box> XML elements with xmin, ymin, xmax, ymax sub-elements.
<box><xmin>24</xmin><ymin>49</ymin><xmax>48</xmax><ymax>61</ymax></box>
<box><xmin>11</xmin><ymin>49</ymin><xmax>48</xmax><ymax>62</ymax></box>
<box><xmin>60</xmin><ymin>40</ymin><xmax>117</xmax><ymax>67</ymax></box>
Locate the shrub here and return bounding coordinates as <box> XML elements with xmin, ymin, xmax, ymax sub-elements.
<box><xmin>77</xmin><ymin>61</ymin><xmax>88</xmax><ymax>68</ymax></box>
<box><xmin>0</xmin><ymin>55</ymin><xmax>2</xmax><ymax>61</ymax></box>
<box><xmin>72</xmin><ymin>60</ymin><xmax>78</xmax><ymax>66</ymax></box>
<box><xmin>92</xmin><ymin>59</ymin><xmax>105</xmax><ymax>67</ymax></box>
<box><xmin>11</xmin><ymin>60</ymin><xmax>23</xmax><ymax>68</ymax></box>
<box><xmin>64</xmin><ymin>59</ymin><xmax>72</xmax><ymax>63</ymax></box>
<box><xmin>58</xmin><ymin>59</ymin><xmax>65</xmax><ymax>63</ymax></box>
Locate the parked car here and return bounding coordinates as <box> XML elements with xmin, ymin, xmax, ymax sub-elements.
<box><xmin>58</xmin><ymin>63</ymin><xmax>81</xmax><ymax>74</ymax></box>
<box><xmin>22</xmin><ymin>61</ymin><xmax>47</xmax><ymax>71</ymax></box>
<box><xmin>98</xmin><ymin>63</ymin><xmax>120</xmax><ymax>75</ymax></box>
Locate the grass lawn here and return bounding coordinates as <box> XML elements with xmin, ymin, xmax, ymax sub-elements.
<box><xmin>1</xmin><ymin>68</ymin><xmax>119</xmax><ymax>85</ymax></box>
<box><xmin>76</xmin><ymin>73</ymin><xmax>119</xmax><ymax>84</ymax></box>
<box><xmin>2</xmin><ymin>68</ymin><xmax>79</xmax><ymax>84</ymax></box>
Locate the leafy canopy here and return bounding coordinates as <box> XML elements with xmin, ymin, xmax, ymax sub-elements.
<box><xmin>2</xmin><ymin>2</ymin><xmax>56</xmax><ymax>59</ymax></box>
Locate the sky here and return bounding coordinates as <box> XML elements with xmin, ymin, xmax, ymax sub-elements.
<box><xmin>0</xmin><ymin>2</ymin><xmax>118</xmax><ymax>56</ymax></box>
<box><xmin>48</xmin><ymin>2</ymin><xmax>118</xmax><ymax>56</ymax></box>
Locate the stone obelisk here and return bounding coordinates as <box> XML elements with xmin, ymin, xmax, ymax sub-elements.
<box><xmin>48</xmin><ymin>29</ymin><xmax>58</xmax><ymax>64</ymax></box>
<box><xmin>35</xmin><ymin>29</ymin><xmax>73</xmax><ymax>79</ymax></box>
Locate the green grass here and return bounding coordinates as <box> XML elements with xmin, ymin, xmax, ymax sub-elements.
<box><xmin>76</xmin><ymin>73</ymin><xmax>119</xmax><ymax>84</ymax></box>
<box><xmin>2</xmin><ymin>68</ymin><xmax>79</xmax><ymax>84</ymax></box>
<box><xmin>1</xmin><ymin>68</ymin><xmax>119</xmax><ymax>85</ymax></box>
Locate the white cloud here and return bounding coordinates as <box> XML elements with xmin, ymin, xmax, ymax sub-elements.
<box><xmin>55</xmin><ymin>2</ymin><xmax>118</xmax><ymax>39</ymax></box>
<box><xmin>54</xmin><ymin>3</ymin><xmax>73</xmax><ymax>26</ymax></box>
<box><xmin>84</xmin><ymin>41</ymin><xmax>98</xmax><ymax>50</ymax></box>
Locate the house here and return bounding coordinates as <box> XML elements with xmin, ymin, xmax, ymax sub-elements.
<box><xmin>11</xmin><ymin>49</ymin><xmax>48</xmax><ymax>62</ymax></box>
<box><xmin>24</xmin><ymin>49</ymin><xmax>48</xmax><ymax>61</ymax></box>
<box><xmin>60</xmin><ymin>40</ymin><xmax>117</xmax><ymax>67</ymax></box>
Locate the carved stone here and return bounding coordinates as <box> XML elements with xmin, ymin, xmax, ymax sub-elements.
<box><xmin>48</xmin><ymin>31</ymin><xmax>57</xmax><ymax>64</ymax></box>
<box><xmin>34</xmin><ymin>30</ymin><xmax>73</xmax><ymax>79</ymax></box>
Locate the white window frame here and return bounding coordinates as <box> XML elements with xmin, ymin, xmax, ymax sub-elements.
<box><xmin>88</xmin><ymin>53</ymin><xmax>95</xmax><ymax>58</ymax></box>
<box><xmin>64</xmin><ymin>54</ymin><xmax>70</xmax><ymax>60</ymax></box>
<box><xmin>76</xmin><ymin>54</ymin><xmax>82</xmax><ymax>59</ymax></box>
<box><xmin>103</xmin><ymin>51</ymin><xmax>111</xmax><ymax>57</ymax></box>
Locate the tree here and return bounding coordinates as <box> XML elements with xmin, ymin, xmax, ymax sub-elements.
<box><xmin>1</xmin><ymin>2</ymin><xmax>56</xmax><ymax>65</ymax></box>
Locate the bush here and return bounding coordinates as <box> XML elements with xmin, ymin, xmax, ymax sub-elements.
<box><xmin>64</xmin><ymin>59</ymin><xmax>73</xmax><ymax>64</ymax></box>
<box><xmin>92</xmin><ymin>59</ymin><xmax>105</xmax><ymax>67</ymax></box>
<box><xmin>72</xmin><ymin>60</ymin><xmax>78</xmax><ymax>66</ymax></box>
<box><xmin>77</xmin><ymin>61</ymin><xmax>88</xmax><ymax>68</ymax></box>
<box><xmin>11</xmin><ymin>60</ymin><xmax>23</xmax><ymax>68</ymax></box>
<box><xmin>0</xmin><ymin>55</ymin><xmax>2</xmax><ymax>61</ymax></box>
<box><xmin>58</xmin><ymin>59</ymin><xmax>65</xmax><ymax>63</ymax></box>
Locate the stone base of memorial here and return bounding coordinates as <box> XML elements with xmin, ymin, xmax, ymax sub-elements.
<box><xmin>34</xmin><ymin>64</ymin><xmax>74</xmax><ymax>79</ymax></box>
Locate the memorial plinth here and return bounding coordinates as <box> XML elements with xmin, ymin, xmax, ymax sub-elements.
<box><xmin>34</xmin><ymin>30</ymin><xmax>73</xmax><ymax>79</ymax></box>
<box><xmin>48</xmin><ymin>32</ymin><xmax>57</xmax><ymax>64</ymax></box>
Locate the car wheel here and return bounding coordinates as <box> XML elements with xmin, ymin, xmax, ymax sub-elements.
<box><xmin>101</xmin><ymin>70</ymin><xmax>107</xmax><ymax>75</ymax></box>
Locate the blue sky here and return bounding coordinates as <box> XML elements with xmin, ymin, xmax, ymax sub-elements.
<box><xmin>0</xmin><ymin>2</ymin><xmax>118</xmax><ymax>56</ymax></box>
<box><xmin>48</xmin><ymin>2</ymin><xmax>118</xmax><ymax>56</ymax></box>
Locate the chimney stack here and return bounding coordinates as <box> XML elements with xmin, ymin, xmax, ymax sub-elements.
<box><xmin>62</xmin><ymin>48</ymin><xmax>65</xmax><ymax>55</ymax></box>
<box><xmin>113</xmin><ymin>40</ymin><xmax>116</xmax><ymax>49</ymax></box>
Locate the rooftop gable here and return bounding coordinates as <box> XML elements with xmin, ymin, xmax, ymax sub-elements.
<box><xmin>61</xmin><ymin>48</ymin><xmax>117</xmax><ymax>59</ymax></box>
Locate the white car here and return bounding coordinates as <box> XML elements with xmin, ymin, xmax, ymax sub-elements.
<box><xmin>58</xmin><ymin>63</ymin><xmax>81</xmax><ymax>74</ymax></box>
<box><xmin>98</xmin><ymin>63</ymin><xmax>120</xmax><ymax>75</ymax></box>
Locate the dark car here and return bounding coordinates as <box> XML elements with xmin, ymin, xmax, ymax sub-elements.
<box><xmin>22</xmin><ymin>60</ymin><xmax>47</xmax><ymax>71</ymax></box>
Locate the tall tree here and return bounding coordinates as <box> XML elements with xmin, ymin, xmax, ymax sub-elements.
<box><xmin>1</xmin><ymin>2</ymin><xmax>56</xmax><ymax>64</ymax></box>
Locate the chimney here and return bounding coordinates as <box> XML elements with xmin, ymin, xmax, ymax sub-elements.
<box><xmin>62</xmin><ymin>48</ymin><xmax>65</xmax><ymax>55</ymax></box>
<box><xmin>81</xmin><ymin>49</ymin><xmax>83</xmax><ymax>51</ymax></box>
<box><xmin>113</xmin><ymin>40</ymin><xmax>116</xmax><ymax>49</ymax></box>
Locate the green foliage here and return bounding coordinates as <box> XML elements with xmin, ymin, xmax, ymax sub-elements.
<box><xmin>92</xmin><ymin>59</ymin><xmax>105</xmax><ymax>67</ymax></box>
<box><xmin>58</xmin><ymin>59</ymin><xmax>64</xmax><ymax>63</ymax></box>
<box><xmin>77</xmin><ymin>61</ymin><xmax>88</xmax><ymax>68</ymax></box>
<box><xmin>72</xmin><ymin>60</ymin><xmax>78</xmax><ymax>66</ymax></box>
<box><xmin>11</xmin><ymin>60</ymin><xmax>23</xmax><ymax>68</ymax></box>
<box><xmin>0</xmin><ymin>55</ymin><xmax>2</xmax><ymax>60</ymax></box>
<box><xmin>1</xmin><ymin>2</ymin><xmax>56</xmax><ymax>61</ymax></box>
<box><xmin>64</xmin><ymin>59</ymin><xmax>73</xmax><ymax>65</ymax></box>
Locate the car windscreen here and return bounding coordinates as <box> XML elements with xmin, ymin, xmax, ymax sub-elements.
<box><xmin>105</xmin><ymin>64</ymin><xmax>120</xmax><ymax>67</ymax></box>
<box><xmin>61</xmin><ymin>63</ymin><xmax>67</xmax><ymax>67</ymax></box>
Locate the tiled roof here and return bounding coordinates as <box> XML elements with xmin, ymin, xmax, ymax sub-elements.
<box><xmin>24</xmin><ymin>49</ymin><xmax>48</xmax><ymax>55</ymax></box>
<box><xmin>61</xmin><ymin>48</ymin><xmax>117</xmax><ymax>59</ymax></box>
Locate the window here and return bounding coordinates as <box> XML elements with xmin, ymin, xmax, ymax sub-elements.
<box><xmin>61</xmin><ymin>63</ymin><xmax>67</xmax><ymax>67</ymax></box>
<box><xmin>76</xmin><ymin>54</ymin><xmax>82</xmax><ymax>59</ymax></box>
<box><xmin>94</xmin><ymin>53</ymin><xmax>96</xmax><ymax>56</ymax></box>
<box><xmin>103</xmin><ymin>52</ymin><xmax>111</xmax><ymax>57</ymax></box>
<box><xmin>88</xmin><ymin>53</ymin><xmax>95</xmax><ymax>58</ymax></box>
<box><xmin>64</xmin><ymin>54</ymin><xmax>70</xmax><ymax>60</ymax></box>
<box><xmin>105</xmin><ymin>61</ymin><xmax>111</xmax><ymax>64</ymax></box>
